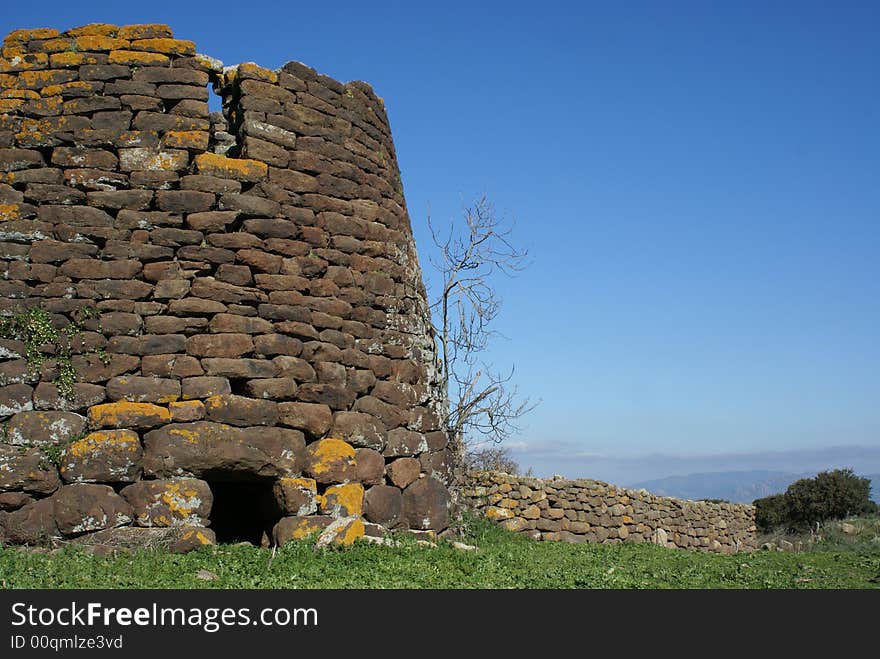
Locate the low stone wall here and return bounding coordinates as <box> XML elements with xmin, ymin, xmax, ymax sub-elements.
<box><xmin>462</xmin><ymin>472</ymin><xmax>758</xmax><ymax>553</ymax></box>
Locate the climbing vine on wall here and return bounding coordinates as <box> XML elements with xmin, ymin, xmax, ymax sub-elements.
<box><xmin>0</xmin><ymin>306</ymin><xmax>100</xmax><ymax>399</ymax></box>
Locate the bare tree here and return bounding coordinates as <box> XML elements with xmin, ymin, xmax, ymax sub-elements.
<box><xmin>427</xmin><ymin>195</ymin><xmax>537</xmax><ymax>473</ymax></box>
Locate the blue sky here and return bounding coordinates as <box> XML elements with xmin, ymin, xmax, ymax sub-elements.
<box><xmin>4</xmin><ymin>2</ymin><xmax>878</xmax><ymax>483</ymax></box>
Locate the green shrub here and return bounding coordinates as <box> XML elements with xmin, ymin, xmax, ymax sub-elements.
<box><xmin>754</xmin><ymin>494</ymin><xmax>788</xmax><ymax>532</ymax></box>
<box><xmin>784</xmin><ymin>468</ymin><xmax>874</xmax><ymax>529</ymax></box>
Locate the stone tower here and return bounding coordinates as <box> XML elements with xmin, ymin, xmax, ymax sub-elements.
<box><xmin>0</xmin><ymin>23</ymin><xmax>450</xmax><ymax>550</ymax></box>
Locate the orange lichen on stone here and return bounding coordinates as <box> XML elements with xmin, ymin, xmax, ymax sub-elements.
<box><xmin>74</xmin><ymin>36</ymin><xmax>130</xmax><ymax>52</ymax></box>
<box><xmin>0</xmin><ymin>99</ymin><xmax>23</xmax><ymax>112</ymax></box>
<box><xmin>306</xmin><ymin>438</ymin><xmax>356</xmax><ymax>476</ymax></box>
<box><xmin>168</xmin><ymin>427</ymin><xmax>200</xmax><ymax>444</ymax></box>
<box><xmin>320</xmin><ymin>483</ymin><xmax>364</xmax><ymax>517</ymax></box>
<box><xmin>49</xmin><ymin>52</ymin><xmax>104</xmax><ymax>68</ymax></box>
<box><xmin>238</xmin><ymin>62</ymin><xmax>278</xmax><ymax>84</ymax></box>
<box><xmin>195</xmin><ymin>152</ymin><xmax>268</xmax><ymax>182</ymax></box>
<box><xmin>118</xmin><ymin>24</ymin><xmax>174</xmax><ymax>41</ymax></box>
<box><xmin>163</xmin><ymin>130</ymin><xmax>210</xmax><ymax>150</ymax></box>
<box><xmin>130</xmin><ymin>38</ymin><xmax>195</xmax><ymax>56</ymax></box>
<box><xmin>0</xmin><ymin>52</ymin><xmax>48</xmax><ymax>72</ymax></box>
<box><xmin>63</xmin><ymin>429</ymin><xmax>140</xmax><ymax>460</ymax></box>
<box><xmin>157</xmin><ymin>482</ymin><xmax>203</xmax><ymax>521</ymax></box>
<box><xmin>67</xmin><ymin>24</ymin><xmax>120</xmax><ymax>38</ymax></box>
<box><xmin>16</xmin><ymin>69</ymin><xmax>77</xmax><ymax>90</ymax></box>
<box><xmin>0</xmin><ymin>74</ymin><xmax>18</xmax><ymax>89</ymax></box>
<box><xmin>0</xmin><ymin>204</ymin><xmax>23</xmax><ymax>220</ymax></box>
<box><xmin>1</xmin><ymin>89</ymin><xmax>38</xmax><ymax>99</ymax></box>
<box><xmin>108</xmin><ymin>50</ymin><xmax>170</xmax><ymax>66</ymax></box>
<box><xmin>40</xmin><ymin>81</ymin><xmax>93</xmax><ymax>97</ymax></box>
<box><xmin>4</xmin><ymin>28</ymin><xmax>60</xmax><ymax>44</ymax></box>
<box><xmin>181</xmin><ymin>529</ymin><xmax>213</xmax><ymax>545</ymax></box>
<box><xmin>34</xmin><ymin>38</ymin><xmax>76</xmax><ymax>53</ymax></box>
<box><xmin>283</xmin><ymin>476</ymin><xmax>317</xmax><ymax>492</ymax></box>
<box><xmin>285</xmin><ymin>518</ymin><xmax>325</xmax><ymax>541</ymax></box>
<box><xmin>28</xmin><ymin>96</ymin><xmax>62</xmax><ymax>115</ymax></box>
<box><xmin>87</xmin><ymin>401</ymin><xmax>171</xmax><ymax>429</ymax></box>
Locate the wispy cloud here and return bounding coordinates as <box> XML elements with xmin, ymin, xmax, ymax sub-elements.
<box><xmin>509</xmin><ymin>441</ymin><xmax>880</xmax><ymax>485</ymax></box>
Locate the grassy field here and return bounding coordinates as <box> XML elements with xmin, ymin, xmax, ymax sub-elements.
<box><xmin>1</xmin><ymin>516</ymin><xmax>878</xmax><ymax>589</ymax></box>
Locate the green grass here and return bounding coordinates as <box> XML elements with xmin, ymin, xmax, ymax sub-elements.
<box><xmin>1</xmin><ymin>516</ymin><xmax>878</xmax><ymax>589</ymax></box>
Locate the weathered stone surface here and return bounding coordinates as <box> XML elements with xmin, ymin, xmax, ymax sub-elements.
<box><xmin>52</xmin><ymin>483</ymin><xmax>133</xmax><ymax>536</ymax></box>
<box><xmin>0</xmin><ymin>383</ymin><xmax>34</xmax><ymax>415</ymax></box>
<box><xmin>245</xmin><ymin>378</ymin><xmax>297</xmax><ymax>400</ymax></box>
<box><xmin>277</xmin><ymin>401</ymin><xmax>332</xmax><ymax>439</ymax></box>
<box><xmin>142</xmin><ymin>421</ymin><xmax>303</xmax><ymax>479</ymax></box>
<box><xmin>120</xmin><ymin>478</ymin><xmax>212</xmax><ymax>527</ymax></box>
<box><xmin>0</xmin><ymin>497</ymin><xmax>59</xmax><ymax>543</ymax></box>
<box><xmin>201</xmin><ymin>358</ymin><xmax>279</xmax><ymax>379</ymax></box>
<box><xmin>6</xmin><ymin>411</ymin><xmax>86</xmax><ymax>447</ymax></box>
<box><xmin>204</xmin><ymin>394</ymin><xmax>278</xmax><ymax>427</ymax></box>
<box><xmin>0</xmin><ymin>491</ymin><xmax>33</xmax><ymax>511</ymax></box>
<box><xmin>0</xmin><ymin>445</ymin><xmax>60</xmax><ymax>494</ymax></box>
<box><xmin>106</xmin><ymin>376</ymin><xmax>181</xmax><ymax>403</ymax></box>
<box><xmin>33</xmin><ymin>382</ymin><xmax>106</xmax><ymax>412</ymax></box>
<box><xmin>383</xmin><ymin>428</ymin><xmax>428</xmax><ymax>457</ymax></box>
<box><xmin>363</xmin><ymin>485</ymin><xmax>401</xmax><ymax>528</ymax></box>
<box><xmin>186</xmin><ymin>333</ymin><xmax>254</xmax><ymax>358</ymax></box>
<box><xmin>355</xmin><ymin>448</ymin><xmax>385</xmax><ymax>485</ymax></box>
<box><xmin>169</xmin><ymin>399</ymin><xmax>205</xmax><ymax>422</ymax></box>
<box><xmin>59</xmin><ymin>429</ymin><xmax>142</xmax><ymax>483</ymax></box>
<box><xmin>180</xmin><ymin>376</ymin><xmax>231</xmax><ymax>400</ymax></box>
<box><xmin>329</xmin><ymin>411</ymin><xmax>385</xmax><ymax>450</ymax></box>
<box><xmin>303</xmin><ymin>437</ymin><xmax>356</xmax><ymax>484</ymax></box>
<box><xmin>401</xmin><ymin>477</ymin><xmax>450</xmax><ymax>531</ymax></box>
<box><xmin>387</xmin><ymin>457</ymin><xmax>421</xmax><ymax>489</ymax></box>
<box><xmin>273</xmin><ymin>476</ymin><xmax>318</xmax><ymax>516</ymax></box>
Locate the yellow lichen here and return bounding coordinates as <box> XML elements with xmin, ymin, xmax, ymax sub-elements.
<box><xmin>306</xmin><ymin>438</ymin><xmax>356</xmax><ymax>475</ymax></box>
<box><xmin>194</xmin><ymin>152</ymin><xmax>268</xmax><ymax>182</ymax></box>
<box><xmin>118</xmin><ymin>25</ymin><xmax>173</xmax><ymax>41</ymax></box>
<box><xmin>65</xmin><ymin>430</ymin><xmax>140</xmax><ymax>459</ymax></box>
<box><xmin>337</xmin><ymin>518</ymin><xmax>365</xmax><ymax>546</ymax></box>
<box><xmin>67</xmin><ymin>24</ymin><xmax>119</xmax><ymax>38</ymax></box>
<box><xmin>108</xmin><ymin>50</ymin><xmax>170</xmax><ymax>66</ymax></box>
<box><xmin>74</xmin><ymin>36</ymin><xmax>130</xmax><ymax>52</ymax></box>
<box><xmin>288</xmin><ymin>519</ymin><xmax>322</xmax><ymax>541</ymax></box>
<box><xmin>1</xmin><ymin>88</ymin><xmax>38</xmax><ymax>99</ymax></box>
<box><xmin>4</xmin><ymin>28</ymin><xmax>60</xmax><ymax>43</ymax></box>
<box><xmin>162</xmin><ymin>130</ymin><xmax>209</xmax><ymax>150</ymax></box>
<box><xmin>238</xmin><ymin>62</ymin><xmax>278</xmax><ymax>84</ymax></box>
<box><xmin>320</xmin><ymin>483</ymin><xmax>364</xmax><ymax>517</ymax></box>
<box><xmin>0</xmin><ymin>52</ymin><xmax>48</xmax><ymax>72</ymax></box>
<box><xmin>130</xmin><ymin>38</ymin><xmax>195</xmax><ymax>56</ymax></box>
<box><xmin>280</xmin><ymin>476</ymin><xmax>317</xmax><ymax>493</ymax></box>
<box><xmin>168</xmin><ymin>427</ymin><xmax>200</xmax><ymax>444</ymax></box>
<box><xmin>87</xmin><ymin>401</ymin><xmax>171</xmax><ymax>428</ymax></box>
<box><xmin>35</xmin><ymin>38</ymin><xmax>75</xmax><ymax>54</ymax></box>
<box><xmin>0</xmin><ymin>99</ymin><xmax>23</xmax><ymax>112</ymax></box>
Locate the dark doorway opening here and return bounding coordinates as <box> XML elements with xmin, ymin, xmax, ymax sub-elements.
<box><xmin>208</xmin><ymin>480</ymin><xmax>279</xmax><ymax>545</ymax></box>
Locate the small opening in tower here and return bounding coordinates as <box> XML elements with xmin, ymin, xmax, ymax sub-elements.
<box><xmin>207</xmin><ymin>83</ymin><xmax>222</xmax><ymax>114</ymax></box>
<box><xmin>207</xmin><ymin>479</ymin><xmax>279</xmax><ymax>546</ymax></box>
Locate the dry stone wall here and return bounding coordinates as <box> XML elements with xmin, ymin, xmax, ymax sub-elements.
<box><xmin>0</xmin><ymin>23</ymin><xmax>451</xmax><ymax>551</ymax></box>
<box><xmin>464</xmin><ymin>472</ymin><xmax>758</xmax><ymax>553</ymax></box>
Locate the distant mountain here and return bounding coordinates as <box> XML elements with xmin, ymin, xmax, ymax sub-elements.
<box><xmin>629</xmin><ymin>470</ymin><xmax>880</xmax><ymax>504</ymax></box>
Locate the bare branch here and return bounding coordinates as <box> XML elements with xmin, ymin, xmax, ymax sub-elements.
<box><xmin>426</xmin><ymin>196</ymin><xmax>538</xmax><ymax>477</ymax></box>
